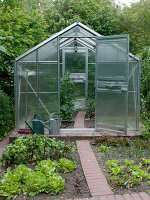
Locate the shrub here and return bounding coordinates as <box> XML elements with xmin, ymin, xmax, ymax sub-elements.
<box><xmin>138</xmin><ymin>47</ymin><xmax>150</xmax><ymax>124</ymax></box>
<box><xmin>138</xmin><ymin>47</ymin><xmax>150</xmax><ymax>139</ymax></box>
<box><xmin>0</xmin><ymin>90</ymin><xmax>14</xmax><ymax>139</ymax></box>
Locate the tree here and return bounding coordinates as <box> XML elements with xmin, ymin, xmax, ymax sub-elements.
<box><xmin>40</xmin><ymin>0</ymin><xmax>120</xmax><ymax>36</ymax></box>
<box><xmin>0</xmin><ymin>2</ymin><xmax>48</xmax><ymax>97</ymax></box>
<box><xmin>118</xmin><ymin>0</ymin><xmax>150</xmax><ymax>54</ymax></box>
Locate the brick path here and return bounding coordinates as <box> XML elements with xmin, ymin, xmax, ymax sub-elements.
<box><xmin>67</xmin><ymin>192</ymin><xmax>150</xmax><ymax>200</ymax></box>
<box><xmin>76</xmin><ymin>140</ymin><xmax>113</xmax><ymax>196</ymax></box>
<box><xmin>73</xmin><ymin>140</ymin><xmax>150</xmax><ymax>200</ymax></box>
<box><xmin>74</xmin><ymin>111</ymin><xmax>86</xmax><ymax>128</ymax></box>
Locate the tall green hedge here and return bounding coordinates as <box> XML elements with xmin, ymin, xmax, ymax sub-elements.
<box><xmin>138</xmin><ymin>47</ymin><xmax>150</xmax><ymax>124</ymax></box>
<box><xmin>0</xmin><ymin>90</ymin><xmax>14</xmax><ymax>139</ymax></box>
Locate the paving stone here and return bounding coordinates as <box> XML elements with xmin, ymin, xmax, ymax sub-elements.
<box><xmin>99</xmin><ymin>196</ymin><xmax>108</xmax><ymax>200</ymax></box>
<box><xmin>107</xmin><ymin>195</ymin><xmax>117</xmax><ymax>200</ymax></box>
<box><xmin>123</xmin><ymin>194</ymin><xmax>134</xmax><ymax>200</ymax></box>
<box><xmin>131</xmin><ymin>193</ymin><xmax>142</xmax><ymax>200</ymax></box>
<box><xmin>139</xmin><ymin>192</ymin><xmax>150</xmax><ymax>200</ymax></box>
<box><xmin>115</xmin><ymin>194</ymin><xmax>124</xmax><ymax>200</ymax></box>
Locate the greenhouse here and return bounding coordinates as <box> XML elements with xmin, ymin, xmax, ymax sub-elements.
<box><xmin>14</xmin><ymin>21</ymin><xmax>140</xmax><ymax>134</ymax></box>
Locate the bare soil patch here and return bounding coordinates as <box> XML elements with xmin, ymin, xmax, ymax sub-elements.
<box><xmin>61</xmin><ymin>121</ymin><xmax>74</xmax><ymax>129</ymax></box>
<box><xmin>84</xmin><ymin>118</ymin><xmax>95</xmax><ymax>128</ymax></box>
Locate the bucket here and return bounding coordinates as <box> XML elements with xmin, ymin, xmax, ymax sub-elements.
<box><xmin>49</xmin><ymin>113</ymin><xmax>61</xmax><ymax>135</ymax></box>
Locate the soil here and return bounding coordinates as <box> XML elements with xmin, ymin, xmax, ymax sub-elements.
<box><xmin>84</xmin><ymin>118</ymin><xmax>95</xmax><ymax>128</ymax></box>
<box><xmin>90</xmin><ymin>138</ymin><xmax>150</xmax><ymax>195</ymax></box>
<box><xmin>0</xmin><ymin>142</ymin><xmax>91</xmax><ymax>200</ymax></box>
<box><xmin>60</xmin><ymin>121</ymin><xmax>74</xmax><ymax>129</ymax></box>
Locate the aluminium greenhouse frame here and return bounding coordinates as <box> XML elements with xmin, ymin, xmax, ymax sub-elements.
<box><xmin>15</xmin><ymin>21</ymin><xmax>141</xmax><ymax>134</ymax></box>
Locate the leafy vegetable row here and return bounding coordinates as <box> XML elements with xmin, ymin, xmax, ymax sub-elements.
<box><xmin>1</xmin><ymin>135</ymin><xmax>76</xmax><ymax>166</ymax></box>
<box><xmin>105</xmin><ymin>158</ymin><xmax>150</xmax><ymax>188</ymax></box>
<box><xmin>0</xmin><ymin>158</ymin><xmax>76</xmax><ymax>200</ymax></box>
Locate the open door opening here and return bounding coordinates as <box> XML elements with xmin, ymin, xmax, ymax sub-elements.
<box><xmin>62</xmin><ymin>41</ymin><xmax>88</xmax><ymax>111</ymax></box>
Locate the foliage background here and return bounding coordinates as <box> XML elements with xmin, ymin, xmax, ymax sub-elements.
<box><xmin>0</xmin><ymin>90</ymin><xmax>14</xmax><ymax>139</ymax></box>
<box><xmin>0</xmin><ymin>0</ymin><xmax>150</xmax><ymax>136</ymax></box>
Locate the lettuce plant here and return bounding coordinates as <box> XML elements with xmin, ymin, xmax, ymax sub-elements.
<box><xmin>0</xmin><ymin>157</ymin><xmax>76</xmax><ymax>199</ymax></box>
<box><xmin>98</xmin><ymin>144</ymin><xmax>110</xmax><ymax>153</ymax></box>
<box><xmin>106</xmin><ymin>158</ymin><xmax>150</xmax><ymax>188</ymax></box>
<box><xmin>58</xmin><ymin>158</ymin><xmax>77</xmax><ymax>173</ymax></box>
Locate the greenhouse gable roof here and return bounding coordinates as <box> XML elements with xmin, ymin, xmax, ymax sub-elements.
<box><xmin>16</xmin><ymin>21</ymin><xmax>139</xmax><ymax>61</ymax></box>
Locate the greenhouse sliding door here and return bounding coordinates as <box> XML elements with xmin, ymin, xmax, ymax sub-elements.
<box><xmin>95</xmin><ymin>35</ymin><xmax>129</xmax><ymax>134</ymax></box>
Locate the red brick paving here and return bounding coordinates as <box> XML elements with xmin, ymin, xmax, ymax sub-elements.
<box><xmin>123</xmin><ymin>193</ymin><xmax>134</xmax><ymax>200</ymax></box>
<box><xmin>76</xmin><ymin>140</ymin><xmax>113</xmax><ymax>197</ymax></box>
<box><xmin>74</xmin><ymin>111</ymin><xmax>86</xmax><ymax>128</ymax></box>
<box><xmin>139</xmin><ymin>192</ymin><xmax>150</xmax><ymax>200</ymax></box>
<box><xmin>66</xmin><ymin>193</ymin><xmax>150</xmax><ymax>200</ymax></box>
<box><xmin>131</xmin><ymin>193</ymin><xmax>142</xmax><ymax>200</ymax></box>
<box><xmin>8</xmin><ymin>130</ymin><xmax>141</xmax><ymax>144</ymax></box>
<box><xmin>115</xmin><ymin>195</ymin><xmax>124</xmax><ymax>200</ymax></box>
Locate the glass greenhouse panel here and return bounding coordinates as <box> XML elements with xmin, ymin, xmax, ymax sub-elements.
<box><xmin>38</xmin><ymin>39</ymin><xmax>57</xmax><ymax>61</ymax></box>
<box><xmin>62</xmin><ymin>26</ymin><xmax>95</xmax><ymax>37</ymax></box>
<box><xmin>38</xmin><ymin>63</ymin><xmax>58</xmax><ymax>92</ymax></box>
<box><xmin>88</xmin><ymin>49</ymin><xmax>95</xmax><ymax>63</ymax></box>
<box><xmin>67</xmin><ymin>41</ymin><xmax>84</xmax><ymax>47</ymax></box>
<box><xmin>20</xmin><ymin>50</ymin><xmax>36</xmax><ymax>61</ymax></box>
<box><xmin>96</xmin><ymin>91</ymin><xmax>126</xmax><ymax>131</ymax></box>
<box><xmin>65</xmin><ymin>52</ymin><xmax>85</xmax><ymax>73</ymax></box>
<box><xmin>128</xmin><ymin>61</ymin><xmax>138</xmax><ymax>129</ymax></box>
<box><xmin>15</xmin><ymin>39</ymin><xmax>59</xmax><ymax>129</ymax></box>
<box><xmin>38</xmin><ymin>93</ymin><xmax>58</xmax><ymax>119</ymax></box>
<box><xmin>19</xmin><ymin>62</ymin><xmax>37</xmax><ymax>93</ymax></box>
<box><xmin>18</xmin><ymin>93</ymin><xmax>37</xmax><ymax>129</ymax></box>
<box><xmin>16</xmin><ymin>60</ymin><xmax>37</xmax><ymax>129</ymax></box>
<box><xmin>95</xmin><ymin>35</ymin><xmax>129</xmax><ymax>133</ymax></box>
<box><xmin>74</xmin><ymin>82</ymin><xmax>85</xmax><ymax>100</ymax></box>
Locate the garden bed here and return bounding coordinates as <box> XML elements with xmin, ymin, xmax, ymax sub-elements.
<box><xmin>14</xmin><ymin>150</ymin><xmax>90</xmax><ymax>200</ymax></box>
<box><xmin>0</xmin><ymin>136</ymin><xmax>91</xmax><ymax>200</ymax></box>
<box><xmin>61</xmin><ymin>121</ymin><xmax>74</xmax><ymax>129</ymax></box>
<box><xmin>84</xmin><ymin>118</ymin><xmax>95</xmax><ymax>128</ymax></box>
<box><xmin>90</xmin><ymin>136</ymin><xmax>150</xmax><ymax>195</ymax></box>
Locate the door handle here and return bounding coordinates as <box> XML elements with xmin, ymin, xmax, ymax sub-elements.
<box><xmin>121</xmin><ymin>87</ymin><xmax>127</xmax><ymax>92</ymax></box>
<box><xmin>106</xmin><ymin>83</ymin><xmax>113</xmax><ymax>88</ymax></box>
